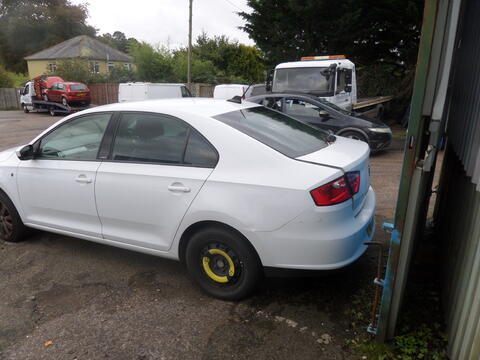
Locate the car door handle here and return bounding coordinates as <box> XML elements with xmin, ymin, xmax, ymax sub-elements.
<box><xmin>75</xmin><ymin>175</ymin><xmax>92</xmax><ymax>184</ymax></box>
<box><xmin>168</xmin><ymin>183</ymin><xmax>191</xmax><ymax>193</ymax></box>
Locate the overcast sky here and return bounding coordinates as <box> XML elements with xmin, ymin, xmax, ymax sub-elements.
<box><xmin>71</xmin><ymin>0</ymin><xmax>254</xmax><ymax>49</ymax></box>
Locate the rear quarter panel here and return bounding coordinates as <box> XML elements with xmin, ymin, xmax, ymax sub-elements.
<box><xmin>169</xmin><ymin>113</ymin><xmax>342</xmax><ymax>258</ymax></box>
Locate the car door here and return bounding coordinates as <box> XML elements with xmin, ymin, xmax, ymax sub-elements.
<box><xmin>95</xmin><ymin>112</ymin><xmax>217</xmax><ymax>251</ymax></box>
<box><xmin>47</xmin><ymin>83</ymin><xmax>58</xmax><ymax>101</ymax></box>
<box><xmin>283</xmin><ymin>97</ymin><xmax>341</xmax><ymax>133</ymax></box>
<box><xmin>56</xmin><ymin>83</ymin><xmax>66</xmax><ymax>101</ymax></box>
<box><xmin>16</xmin><ymin>112</ymin><xmax>112</xmax><ymax>237</ymax></box>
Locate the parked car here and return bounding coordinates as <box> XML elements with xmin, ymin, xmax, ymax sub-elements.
<box><xmin>118</xmin><ymin>82</ymin><xmax>192</xmax><ymax>102</ymax></box>
<box><xmin>248</xmin><ymin>93</ymin><xmax>392</xmax><ymax>152</ymax></box>
<box><xmin>44</xmin><ymin>81</ymin><xmax>91</xmax><ymax>106</ymax></box>
<box><xmin>0</xmin><ymin>98</ymin><xmax>375</xmax><ymax>300</ymax></box>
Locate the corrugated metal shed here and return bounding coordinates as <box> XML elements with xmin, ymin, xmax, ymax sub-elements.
<box><xmin>375</xmin><ymin>1</ymin><xmax>480</xmax><ymax>358</ymax></box>
<box><xmin>437</xmin><ymin>0</ymin><xmax>480</xmax><ymax>358</ymax></box>
<box><xmin>445</xmin><ymin>0</ymin><xmax>480</xmax><ymax>190</ymax></box>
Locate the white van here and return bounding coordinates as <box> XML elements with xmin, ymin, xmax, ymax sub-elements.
<box><xmin>213</xmin><ymin>84</ymin><xmax>249</xmax><ymax>99</ymax></box>
<box><xmin>118</xmin><ymin>83</ymin><xmax>192</xmax><ymax>102</ymax></box>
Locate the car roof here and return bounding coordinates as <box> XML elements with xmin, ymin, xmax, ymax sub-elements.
<box><xmin>80</xmin><ymin>98</ymin><xmax>261</xmax><ymax>118</ymax></box>
<box><xmin>249</xmin><ymin>92</ymin><xmax>322</xmax><ymax>102</ymax></box>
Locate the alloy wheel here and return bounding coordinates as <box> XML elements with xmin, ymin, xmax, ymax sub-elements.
<box><xmin>0</xmin><ymin>201</ymin><xmax>13</xmax><ymax>241</ymax></box>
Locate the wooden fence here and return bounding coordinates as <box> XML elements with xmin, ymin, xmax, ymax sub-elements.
<box><xmin>88</xmin><ymin>83</ymin><xmax>119</xmax><ymax>105</ymax></box>
<box><xmin>0</xmin><ymin>88</ymin><xmax>20</xmax><ymax>110</ymax></box>
<box><xmin>187</xmin><ymin>83</ymin><xmax>215</xmax><ymax>97</ymax></box>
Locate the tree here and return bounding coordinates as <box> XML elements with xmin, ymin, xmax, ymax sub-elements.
<box><xmin>54</xmin><ymin>58</ymin><xmax>92</xmax><ymax>84</ymax></box>
<box><xmin>129</xmin><ymin>42</ymin><xmax>176</xmax><ymax>82</ymax></box>
<box><xmin>0</xmin><ymin>65</ymin><xmax>13</xmax><ymax>87</ymax></box>
<box><xmin>239</xmin><ymin>0</ymin><xmax>423</xmax><ymax>68</ymax></box>
<box><xmin>97</xmin><ymin>31</ymin><xmax>139</xmax><ymax>53</ymax></box>
<box><xmin>0</xmin><ymin>0</ymin><xmax>96</xmax><ymax>72</ymax></box>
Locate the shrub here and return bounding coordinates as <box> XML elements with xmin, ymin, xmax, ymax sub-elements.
<box><xmin>0</xmin><ymin>66</ymin><xmax>14</xmax><ymax>87</ymax></box>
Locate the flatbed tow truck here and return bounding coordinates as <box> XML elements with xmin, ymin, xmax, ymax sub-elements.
<box><xmin>267</xmin><ymin>55</ymin><xmax>394</xmax><ymax>119</ymax></box>
<box><xmin>19</xmin><ymin>78</ymin><xmax>90</xmax><ymax>116</ymax></box>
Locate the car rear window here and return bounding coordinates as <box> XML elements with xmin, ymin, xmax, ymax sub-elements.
<box><xmin>70</xmin><ymin>84</ymin><xmax>87</xmax><ymax>91</ymax></box>
<box><xmin>213</xmin><ymin>106</ymin><xmax>329</xmax><ymax>158</ymax></box>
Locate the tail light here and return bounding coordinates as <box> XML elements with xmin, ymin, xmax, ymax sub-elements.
<box><xmin>310</xmin><ymin>171</ymin><xmax>360</xmax><ymax>206</ymax></box>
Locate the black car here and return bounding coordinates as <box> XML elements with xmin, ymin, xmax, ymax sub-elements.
<box><xmin>248</xmin><ymin>93</ymin><xmax>392</xmax><ymax>151</ymax></box>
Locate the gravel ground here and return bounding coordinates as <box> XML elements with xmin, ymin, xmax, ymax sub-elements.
<box><xmin>0</xmin><ymin>110</ymin><xmax>405</xmax><ymax>360</ymax></box>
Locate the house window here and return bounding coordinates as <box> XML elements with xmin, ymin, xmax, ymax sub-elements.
<box><xmin>90</xmin><ymin>61</ymin><xmax>100</xmax><ymax>74</ymax></box>
<box><xmin>47</xmin><ymin>62</ymin><xmax>56</xmax><ymax>73</ymax></box>
<box><xmin>108</xmin><ymin>62</ymin><xmax>115</xmax><ymax>72</ymax></box>
<box><xmin>124</xmin><ymin>63</ymin><xmax>132</xmax><ymax>71</ymax></box>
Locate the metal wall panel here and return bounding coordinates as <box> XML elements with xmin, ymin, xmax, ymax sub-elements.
<box><xmin>435</xmin><ymin>0</ymin><xmax>480</xmax><ymax>358</ymax></box>
<box><xmin>437</xmin><ymin>148</ymin><xmax>480</xmax><ymax>359</ymax></box>
<box><xmin>447</xmin><ymin>0</ymin><xmax>480</xmax><ymax>190</ymax></box>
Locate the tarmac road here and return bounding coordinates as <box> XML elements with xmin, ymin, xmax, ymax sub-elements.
<box><xmin>0</xmin><ymin>110</ymin><xmax>404</xmax><ymax>360</ymax></box>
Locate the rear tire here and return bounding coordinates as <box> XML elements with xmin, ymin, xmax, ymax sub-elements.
<box><xmin>61</xmin><ymin>97</ymin><xmax>68</xmax><ymax>106</ymax></box>
<box><xmin>0</xmin><ymin>191</ymin><xmax>28</xmax><ymax>243</ymax></box>
<box><xmin>185</xmin><ymin>227</ymin><xmax>262</xmax><ymax>300</ymax></box>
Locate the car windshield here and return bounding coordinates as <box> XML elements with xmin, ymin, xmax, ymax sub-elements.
<box><xmin>70</xmin><ymin>84</ymin><xmax>87</xmax><ymax>91</ymax></box>
<box><xmin>273</xmin><ymin>67</ymin><xmax>335</xmax><ymax>96</ymax></box>
<box><xmin>213</xmin><ymin>106</ymin><xmax>329</xmax><ymax>158</ymax></box>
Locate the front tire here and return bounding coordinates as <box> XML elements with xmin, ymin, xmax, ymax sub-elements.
<box><xmin>61</xmin><ymin>97</ymin><xmax>68</xmax><ymax>106</ymax></box>
<box><xmin>0</xmin><ymin>191</ymin><xmax>28</xmax><ymax>243</ymax></box>
<box><xmin>185</xmin><ymin>227</ymin><xmax>262</xmax><ymax>300</ymax></box>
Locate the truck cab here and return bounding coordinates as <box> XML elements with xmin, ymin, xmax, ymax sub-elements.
<box><xmin>271</xmin><ymin>56</ymin><xmax>356</xmax><ymax>110</ymax></box>
<box><xmin>269</xmin><ymin>55</ymin><xmax>392</xmax><ymax>118</ymax></box>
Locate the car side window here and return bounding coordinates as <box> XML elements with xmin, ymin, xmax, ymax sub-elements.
<box><xmin>184</xmin><ymin>129</ymin><xmax>218</xmax><ymax>167</ymax></box>
<box><xmin>37</xmin><ymin>113</ymin><xmax>111</xmax><ymax>160</ymax></box>
<box><xmin>284</xmin><ymin>98</ymin><xmax>322</xmax><ymax>117</ymax></box>
<box><xmin>261</xmin><ymin>97</ymin><xmax>283</xmax><ymax>111</ymax></box>
<box><xmin>111</xmin><ymin>113</ymin><xmax>189</xmax><ymax>164</ymax></box>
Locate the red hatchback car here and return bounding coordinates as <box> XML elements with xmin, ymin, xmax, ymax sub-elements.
<box><xmin>44</xmin><ymin>82</ymin><xmax>91</xmax><ymax>106</ymax></box>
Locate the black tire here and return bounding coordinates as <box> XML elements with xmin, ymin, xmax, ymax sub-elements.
<box><xmin>61</xmin><ymin>97</ymin><xmax>68</xmax><ymax>106</ymax></box>
<box><xmin>0</xmin><ymin>191</ymin><xmax>28</xmax><ymax>243</ymax></box>
<box><xmin>22</xmin><ymin>104</ymin><xmax>29</xmax><ymax>113</ymax></box>
<box><xmin>49</xmin><ymin>107</ymin><xmax>56</xmax><ymax>116</ymax></box>
<box><xmin>339</xmin><ymin>130</ymin><xmax>369</xmax><ymax>144</ymax></box>
<box><xmin>185</xmin><ymin>227</ymin><xmax>262</xmax><ymax>300</ymax></box>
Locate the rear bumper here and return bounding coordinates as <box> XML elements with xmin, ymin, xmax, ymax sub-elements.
<box><xmin>255</xmin><ymin>186</ymin><xmax>376</xmax><ymax>270</ymax></box>
<box><xmin>66</xmin><ymin>95</ymin><xmax>91</xmax><ymax>103</ymax></box>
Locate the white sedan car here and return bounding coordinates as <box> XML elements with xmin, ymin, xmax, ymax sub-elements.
<box><xmin>0</xmin><ymin>98</ymin><xmax>375</xmax><ymax>299</ymax></box>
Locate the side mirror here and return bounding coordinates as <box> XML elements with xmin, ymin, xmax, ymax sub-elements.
<box><xmin>319</xmin><ymin>110</ymin><xmax>329</xmax><ymax>118</ymax></box>
<box><xmin>16</xmin><ymin>145</ymin><xmax>34</xmax><ymax>160</ymax></box>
